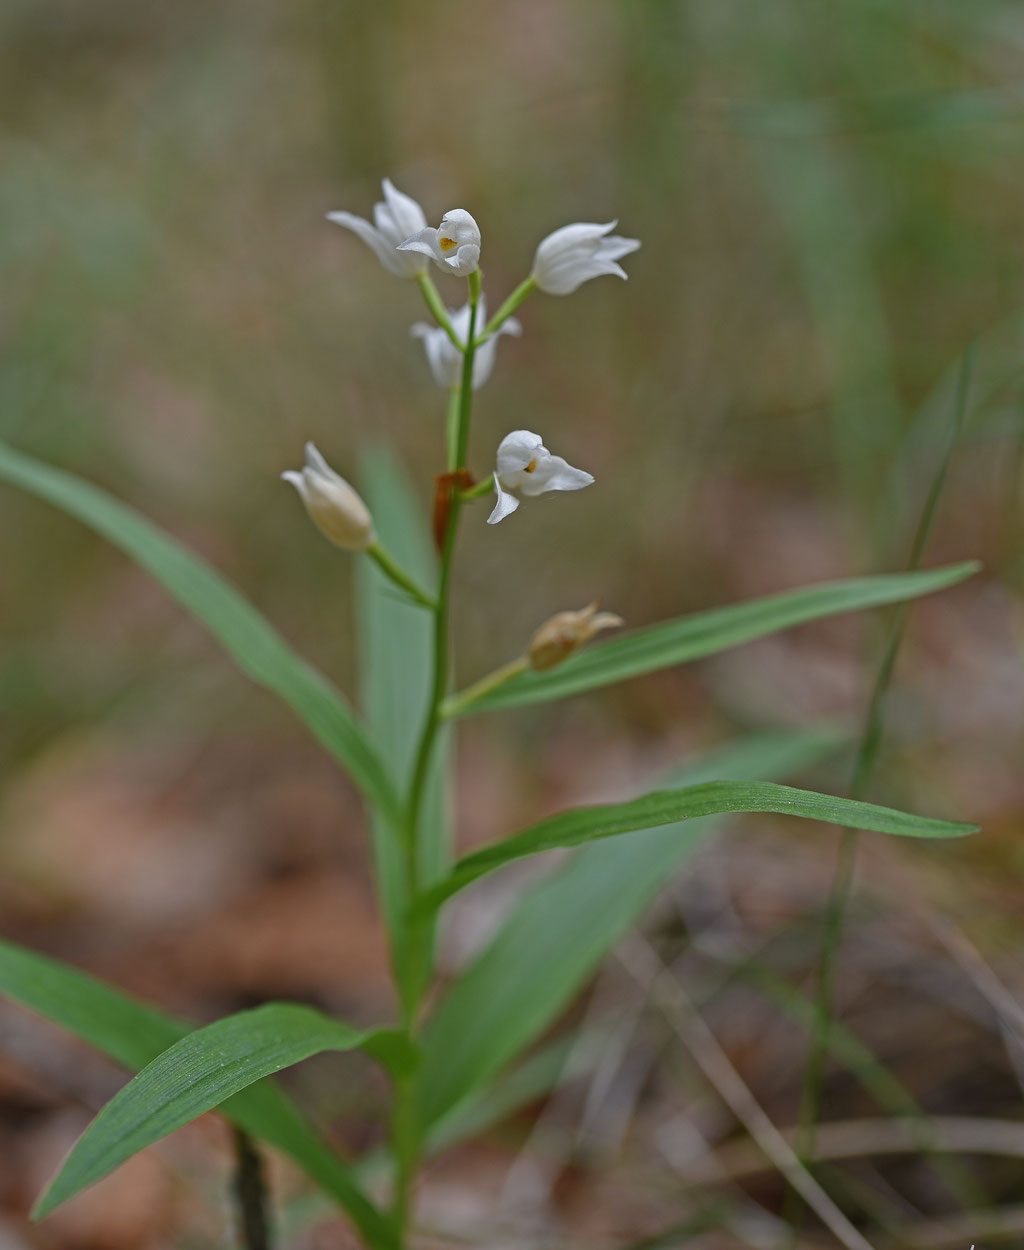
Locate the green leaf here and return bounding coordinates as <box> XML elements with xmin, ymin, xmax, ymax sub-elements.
<box><xmin>0</xmin><ymin>940</ymin><xmax>395</xmax><ymax>1247</ymax></box>
<box><xmin>356</xmin><ymin>447</ymin><xmax>448</xmax><ymax>1006</ymax></box>
<box><xmin>35</xmin><ymin>1003</ymin><xmax>406</xmax><ymax>1219</ymax></box>
<box><xmin>451</xmin><ymin>564</ymin><xmax>980</xmax><ymax>714</ymax></box>
<box><xmin>418</xmin><ymin>730</ymin><xmax>843</xmax><ymax>1127</ymax></box>
<box><xmin>0</xmin><ymin>440</ymin><xmax>400</xmax><ymax>825</ymax></box>
<box><xmin>418</xmin><ymin>782</ymin><xmax>975</xmax><ymax>916</ymax></box>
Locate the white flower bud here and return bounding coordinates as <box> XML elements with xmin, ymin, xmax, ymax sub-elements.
<box><xmin>531</xmin><ymin>220</ymin><xmax>640</xmax><ymax>296</ymax></box>
<box><xmin>282</xmin><ymin>443</ymin><xmax>375</xmax><ymax>551</ymax></box>
<box><xmin>528</xmin><ymin>602</ymin><xmax>624</xmax><ymax>671</ymax></box>
<box><xmin>398</xmin><ymin>208</ymin><xmax>481</xmax><ymax>277</ymax></box>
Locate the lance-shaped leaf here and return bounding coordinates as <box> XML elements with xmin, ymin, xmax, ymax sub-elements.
<box><xmin>356</xmin><ymin>446</ymin><xmax>448</xmax><ymax>1013</ymax></box>
<box><xmin>418</xmin><ymin>730</ymin><xmax>840</xmax><ymax>1127</ymax></box>
<box><xmin>0</xmin><ymin>939</ymin><xmax>395</xmax><ymax>1247</ymax></box>
<box><xmin>35</xmin><ymin>1003</ymin><xmax>411</xmax><ymax>1219</ymax></box>
<box><xmin>448</xmin><ymin>563</ymin><xmax>979</xmax><ymax>714</ymax></box>
<box><xmin>0</xmin><ymin>440</ymin><xmax>401</xmax><ymax>825</ymax></box>
<box><xmin>416</xmin><ymin>781</ymin><xmax>976</xmax><ymax>914</ymax></box>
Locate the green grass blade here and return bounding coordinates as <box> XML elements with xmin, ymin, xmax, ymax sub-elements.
<box><xmin>418</xmin><ymin>781</ymin><xmax>975</xmax><ymax>916</ymax></box>
<box><xmin>0</xmin><ymin>940</ymin><xmax>395</xmax><ymax>1247</ymax></box>
<box><xmin>0</xmin><ymin>440</ymin><xmax>400</xmax><ymax>825</ymax></box>
<box><xmin>418</xmin><ymin>730</ymin><xmax>844</xmax><ymax>1127</ymax></box>
<box><xmin>34</xmin><ymin>1003</ymin><xmax>405</xmax><ymax>1219</ymax></box>
<box><xmin>450</xmin><ymin>564</ymin><xmax>979</xmax><ymax>714</ymax></box>
<box><xmin>356</xmin><ymin>447</ymin><xmax>447</xmax><ymax>990</ymax></box>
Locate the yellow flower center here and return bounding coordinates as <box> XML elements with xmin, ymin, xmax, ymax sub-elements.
<box><xmin>524</xmin><ymin>458</ymin><xmax>538</xmax><ymax>473</ymax></box>
<box><xmin>439</xmin><ymin>236</ymin><xmax>457</xmax><ymax>252</ymax></box>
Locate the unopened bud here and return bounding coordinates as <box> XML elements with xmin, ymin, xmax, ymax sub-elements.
<box><xmin>282</xmin><ymin>442</ymin><xmax>375</xmax><ymax>551</ymax></box>
<box><xmin>527</xmin><ymin>602</ymin><xmax>623</xmax><ymax>672</ymax></box>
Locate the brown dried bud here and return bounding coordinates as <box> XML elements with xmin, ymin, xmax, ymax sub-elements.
<box><xmin>527</xmin><ymin>602</ymin><xmax>624</xmax><ymax>672</ymax></box>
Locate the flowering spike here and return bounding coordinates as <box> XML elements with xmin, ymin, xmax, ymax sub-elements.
<box><xmin>487</xmin><ymin>430</ymin><xmax>594</xmax><ymax>525</ymax></box>
<box><xmin>282</xmin><ymin>443</ymin><xmax>375</xmax><ymax>551</ymax></box>
<box><xmin>531</xmin><ymin>220</ymin><xmax>640</xmax><ymax>295</ymax></box>
<box><xmin>398</xmin><ymin>209</ymin><xmax>481</xmax><ymax>277</ymax></box>
<box><xmin>528</xmin><ymin>602</ymin><xmax>624</xmax><ymax>671</ymax></box>
<box><xmin>327</xmin><ymin>178</ymin><xmax>429</xmax><ymax>278</ymax></box>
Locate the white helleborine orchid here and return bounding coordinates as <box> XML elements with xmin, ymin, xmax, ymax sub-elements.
<box><xmin>487</xmin><ymin>430</ymin><xmax>594</xmax><ymax>525</ymax></box>
<box><xmin>398</xmin><ymin>209</ymin><xmax>481</xmax><ymax>277</ymax></box>
<box><xmin>411</xmin><ymin>296</ymin><xmax>521</xmax><ymax>390</ymax></box>
<box><xmin>531</xmin><ymin>220</ymin><xmax>641</xmax><ymax>296</ymax></box>
<box><xmin>282</xmin><ymin>443</ymin><xmax>376</xmax><ymax>551</ymax></box>
<box><xmin>326</xmin><ymin>179</ymin><xmax>429</xmax><ymax>278</ymax></box>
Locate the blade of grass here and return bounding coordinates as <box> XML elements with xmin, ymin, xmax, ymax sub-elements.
<box><xmin>791</xmin><ymin>343</ymin><xmax>976</xmax><ymax>1226</ymax></box>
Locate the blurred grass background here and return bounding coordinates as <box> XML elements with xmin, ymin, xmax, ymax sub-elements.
<box><xmin>3</xmin><ymin>0</ymin><xmax>1024</xmax><ymax>1246</ymax></box>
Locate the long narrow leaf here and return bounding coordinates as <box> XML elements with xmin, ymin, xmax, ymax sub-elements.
<box><xmin>356</xmin><ymin>447</ymin><xmax>447</xmax><ymax>1003</ymax></box>
<box><xmin>418</xmin><ymin>730</ymin><xmax>840</xmax><ymax>1126</ymax></box>
<box><xmin>418</xmin><ymin>781</ymin><xmax>975</xmax><ymax>915</ymax></box>
<box><xmin>35</xmin><ymin>1003</ymin><xmax>407</xmax><ymax>1219</ymax></box>
<box><xmin>452</xmin><ymin>563</ymin><xmax>979</xmax><ymax>714</ymax></box>
<box><xmin>0</xmin><ymin>940</ymin><xmax>395</xmax><ymax>1247</ymax></box>
<box><xmin>0</xmin><ymin>440</ymin><xmax>400</xmax><ymax>825</ymax></box>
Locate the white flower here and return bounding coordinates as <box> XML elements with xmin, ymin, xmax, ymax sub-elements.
<box><xmin>326</xmin><ymin>178</ymin><xmax>429</xmax><ymax>278</ymax></box>
<box><xmin>487</xmin><ymin>430</ymin><xmax>594</xmax><ymax>525</ymax></box>
<box><xmin>282</xmin><ymin>443</ymin><xmax>375</xmax><ymax>551</ymax></box>
<box><xmin>411</xmin><ymin>296</ymin><xmax>521</xmax><ymax>390</ymax></box>
<box><xmin>398</xmin><ymin>209</ymin><xmax>481</xmax><ymax>277</ymax></box>
<box><xmin>531</xmin><ymin>220</ymin><xmax>641</xmax><ymax>295</ymax></box>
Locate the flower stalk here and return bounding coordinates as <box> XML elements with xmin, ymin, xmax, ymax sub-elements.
<box><xmin>478</xmin><ymin>276</ymin><xmax>535</xmax><ymax>340</ymax></box>
<box><xmin>415</xmin><ymin>273</ymin><xmax>463</xmax><ymax>350</ymax></box>
<box><xmin>366</xmin><ymin>543</ymin><xmax>436</xmax><ymax>609</ymax></box>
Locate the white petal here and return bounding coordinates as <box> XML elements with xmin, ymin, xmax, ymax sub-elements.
<box><xmin>496</xmin><ymin>316</ymin><xmax>523</xmax><ymax>338</ymax></box>
<box><xmin>520</xmin><ymin>454</ymin><xmax>594</xmax><ymax>496</ymax></box>
<box><xmin>397</xmin><ymin>228</ymin><xmax>444</xmax><ymax>262</ymax></box>
<box><xmin>380</xmin><ymin>178</ymin><xmax>427</xmax><ymax>238</ymax></box>
<box><xmin>441</xmin><ymin>242</ymin><xmax>480</xmax><ymax>277</ymax></box>
<box><xmin>496</xmin><ymin>430</ymin><xmax>544</xmax><ymax>485</ymax></box>
<box><xmin>327</xmin><ymin>211</ymin><xmax>410</xmax><ymax>277</ymax></box>
<box><xmin>487</xmin><ymin>475</ymin><xmax>520</xmax><ymax>524</ymax></box>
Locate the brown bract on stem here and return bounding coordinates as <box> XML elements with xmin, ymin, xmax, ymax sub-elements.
<box><xmin>433</xmin><ymin>469</ymin><xmax>474</xmax><ymax>550</ymax></box>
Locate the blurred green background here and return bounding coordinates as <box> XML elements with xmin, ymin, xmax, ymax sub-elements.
<box><xmin>3</xmin><ymin>1</ymin><xmax>1024</xmax><ymax>1246</ymax></box>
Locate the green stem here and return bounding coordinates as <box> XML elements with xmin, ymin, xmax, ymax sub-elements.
<box><xmin>366</xmin><ymin>543</ymin><xmax>436</xmax><ymax>609</ymax></box>
<box><xmin>390</xmin><ymin>272</ymin><xmax>481</xmax><ymax>1247</ymax></box>
<box><xmin>415</xmin><ymin>272</ymin><xmax>463</xmax><ymax>350</ymax></box>
<box><xmin>786</xmin><ymin>343</ymin><xmax>975</xmax><ymax>1232</ymax></box>
<box><xmin>441</xmin><ymin>656</ymin><xmax>528</xmax><ymax>719</ymax></box>
<box><xmin>445</xmin><ymin>388</ymin><xmax>460</xmax><ymax>473</ymax></box>
<box><xmin>477</xmin><ymin>275</ymin><xmax>534</xmax><ymax>342</ymax></box>
<box><xmin>458</xmin><ymin>473</ymin><xmax>496</xmax><ymax>503</ymax></box>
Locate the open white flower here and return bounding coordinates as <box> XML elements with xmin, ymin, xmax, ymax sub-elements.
<box><xmin>487</xmin><ymin>430</ymin><xmax>594</xmax><ymax>525</ymax></box>
<box><xmin>411</xmin><ymin>296</ymin><xmax>521</xmax><ymax>390</ymax></box>
<box><xmin>398</xmin><ymin>209</ymin><xmax>481</xmax><ymax>277</ymax></box>
<box><xmin>282</xmin><ymin>443</ymin><xmax>375</xmax><ymax>551</ymax></box>
<box><xmin>531</xmin><ymin>221</ymin><xmax>640</xmax><ymax>295</ymax></box>
<box><xmin>326</xmin><ymin>179</ymin><xmax>428</xmax><ymax>278</ymax></box>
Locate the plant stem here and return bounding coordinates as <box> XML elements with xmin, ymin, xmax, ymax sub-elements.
<box><xmin>367</xmin><ymin>543</ymin><xmax>436</xmax><ymax>609</ymax></box>
<box><xmin>787</xmin><ymin>343</ymin><xmax>975</xmax><ymax>1231</ymax></box>
<box><xmin>390</xmin><ymin>272</ymin><xmax>481</xmax><ymax>1248</ymax></box>
<box><xmin>478</xmin><ymin>275</ymin><xmax>534</xmax><ymax>341</ymax></box>
<box><xmin>458</xmin><ymin>474</ymin><xmax>496</xmax><ymax>503</ymax></box>
<box><xmin>441</xmin><ymin>656</ymin><xmax>528</xmax><ymax>719</ymax></box>
<box><xmin>415</xmin><ymin>273</ymin><xmax>463</xmax><ymax>350</ymax></box>
<box><xmin>445</xmin><ymin>388</ymin><xmax>460</xmax><ymax>472</ymax></box>
<box><xmin>231</xmin><ymin>1129</ymin><xmax>272</xmax><ymax>1250</ymax></box>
